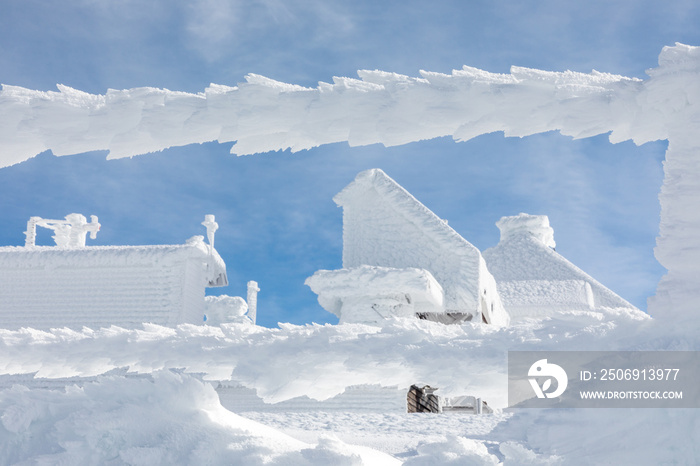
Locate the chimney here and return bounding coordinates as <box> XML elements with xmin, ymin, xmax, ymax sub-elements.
<box><xmin>495</xmin><ymin>213</ymin><xmax>556</xmax><ymax>249</ymax></box>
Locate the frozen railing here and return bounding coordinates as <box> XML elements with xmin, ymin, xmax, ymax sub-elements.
<box><xmin>24</xmin><ymin>213</ymin><xmax>100</xmax><ymax>247</ymax></box>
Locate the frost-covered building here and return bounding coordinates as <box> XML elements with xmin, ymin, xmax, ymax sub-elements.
<box><xmin>0</xmin><ymin>214</ymin><xmax>228</xmax><ymax>330</ymax></box>
<box><xmin>482</xmin><ymin>213</ymin><xmax>638</xmax><ymax>321</ymax></box>
<box><xmin>306</xmin><ymin>169</ymin><xmax>509</xmax><ymax>326</ymax></box>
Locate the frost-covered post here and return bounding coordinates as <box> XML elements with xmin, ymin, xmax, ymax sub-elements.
<box><xmin>66</xmin><ymin>214</ymin><xmax>100</xmax><ymax>247</ymax></box>
<box><xmin>201</xmin><ymin>214</ymin><xmax>218</xmax><ymax>254</ymax></box>
<box><xmin>23</xmin><ymin>214</ymin><xmax>100</xmax><ymax>247</ymax></box>
<box><xmin>247</xmin><ymin>280</ymin><xmax>260</xmax><ymax>325</ymax></box>
<box><xmin>24</xmin><ymin>216</ymin><xmax>41</xmax><ymax>246</ymax></box>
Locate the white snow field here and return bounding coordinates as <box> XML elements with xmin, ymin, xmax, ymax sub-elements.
<box><xmin>1</xmin><ymin>44</ymin><xmax>699</xmax><ymax>464</ymax></box>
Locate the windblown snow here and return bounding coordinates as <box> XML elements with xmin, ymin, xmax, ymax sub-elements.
<box><xmin>1</xmin><ymin>311</ymin><xmax>698</xmax><ymax>464</ymax></box>
<box><xmin>1</xmin><ymin>44</ymin><xmax>700</xmax><ymax>464</ymax></box>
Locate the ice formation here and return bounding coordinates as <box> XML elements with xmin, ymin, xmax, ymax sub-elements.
<box><xmin>204</xmin><ymin>295</ymin><xmax>249</xmax><ymax>326</ymax></box>
<box><xmin>1</xmin><ymin>44</ymin><xmax>698</xmax><ymax>317</ymax></box>
<box><xmin>0</xmin><ymin>215</ymin><xmax>228</xmax><ymax>330</ymax></box>
<box><xmin>1</xmin><ymin>45</ymin><xmax>700</xmax><ymax>464</ymax></box>
<box><xmin>24</xmin><ymin>214</ymin><xmax>101</xmax><ymax>248</ymax></box>
<box><xmin>309</xmin><ymin>172</ymin><xmax>633</xmax><ymax>324</ymax></box>
<box><xmin>313</xmin><ymin>168</ymin><xmax>508</xmax><ymax>325</ymax></box>
<box><xmin>306</xmin><ymin>266</ymin><xmax>445</xmax><ymax>324</ymax></box>
<box><xmin>483</xmin><ymin>213</ymin><xmax>637</xmax><ymax>321</ymax></box>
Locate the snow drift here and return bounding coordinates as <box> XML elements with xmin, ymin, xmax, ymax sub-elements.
<box><xmin>0</xmin><ymin>308</ymin><xmax>654</xmax><ymax>407</ymax></box>
<box><xmin>0</xmin><ymin>370</ymin><xmax>399</xmax><ymax>465</ymax></box>
<box><xmin>3</xmin><ymin>310</ymin><xmax>698</xmax><ymax>464</ymax></box>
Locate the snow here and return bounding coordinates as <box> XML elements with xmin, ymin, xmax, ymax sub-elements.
<box><xmin>204</xmin><ymin>295</ymin><xmax>250</xmax><ymax>325</ymax></box>
<box><xmin>483</xmin><ymin>213</ymin><xmax>638</xmax><ymax>320</ymax></box>
<box><xmin>1</xmin><ymin>44</ymin><xmax>700</xmax><ymax>463</ymax></box>
<box><xmin>0</xmin><ymin>307</ymin><xmax>656</xmax><ymax>406</ymax></box>
<box><xmin>0</xmin><ymin>63</ymin><xmax>643</xmax><ymax>165</ymax></box>
<box><xmin>0</xmin><ymin>370</ymin><xmax>400</xmax><ymax>465</ymax></box>
<box><xmin>2</xmin><ymin>45</ymin><xmax>697</xmax><ymax>317</ymax></box>
<box><xmin>305</xmin><ymin>266</ymin><xmax>445</xmax><ymax>323</ymax></box>
<box><xmin>0</xmin><ymin>236</ymin><xmax>228</xmax><ymax>330</ymax></box>
<box><xmin>493</xmin><ymin>213</ymin><xmax>556</xmax><ymax>250</ymax></box>
<box><xmin>0</xmin><ymin>44</ymin><xmax>691</xmax><ymax>161</ymax></box>
<box><xmin>333</xmin><ymin>168</ymin><xmax>508</xmax><ymax>325</ymax></box>
<box><xmin>3</xmin><ymin>308</ymin><xmax>696</xmax><ymax>463</ymax></box>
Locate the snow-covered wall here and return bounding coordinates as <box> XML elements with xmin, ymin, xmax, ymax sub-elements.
<box><xmin>0</xmin><ymin>44</ymin><xmax>698</xmax><ymax>316</ymax></box>
<box><xmin>0</xmin><ymin>240</ymin><xmax>227</xmax><ymax>330</ymax></box>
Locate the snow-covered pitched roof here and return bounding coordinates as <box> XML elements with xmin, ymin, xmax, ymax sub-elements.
<box><xmin>333</xmin><ymin>169</ymin><xmax>508</xmax><ymax>325</ymax></box>
<box><xmin>483</xmin><ymin>213</ymin><xmax>637</xmax><ymax>319</ymax></box>
<box><xmin>333</xmin><ymin>169</ymin><xmax>482</xmax><ymax>259</ymax></box>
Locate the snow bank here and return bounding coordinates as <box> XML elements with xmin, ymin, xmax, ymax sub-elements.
<box><xmin>489</xmin><ymin>408</ymin><xmax>700</xmax><ymax>465</ymax></box>
<box><xmin>0</xmin><ymin>306</ymin><xmax>655</xmax><ymax>408</ymax></box>
<box><xmin>2</xmin><ymin>309</ymin><xmax>698</xmax><ymax>463</ymax></box>
<box><xmin>0</xmin><ymin>370</ymin><xmax>399</xmax><ymax>465</ymax></box>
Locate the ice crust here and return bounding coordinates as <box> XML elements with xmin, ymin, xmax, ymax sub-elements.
<box><xmin>0</xmin><ymin>63</ymin><xmax>647</xmax><ymax>164</ymax></box>
<box><xmin>1</xmin><ymin>44</ymin><xmax>698</xmax><ymax>316</ymax></box>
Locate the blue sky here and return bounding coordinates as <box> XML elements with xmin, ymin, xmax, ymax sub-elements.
<box><xmin>1</xmin><ymin>0</ymin><xmax>698</xmax><ymax>327</ymax></box>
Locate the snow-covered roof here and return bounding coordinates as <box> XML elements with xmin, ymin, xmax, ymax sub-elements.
<box><xmin>0</xmin><ymin>237</ymin><xmax>228</xmax><ymax>287</ymax></box>
<box><xmin>333</xmin><ymin>169</ymin><xmax>482</xmax><ymax>260</ymax></box>
<box><xmin>332</xmin><ymin>169</ymin><xmax>508</xmax><ymax>325</ymax></box>
<box><xmin>483</xmin><ymin>213</ymin><xmax>637</xmax><ymax>319</ymax></box>
<box><xmin>0</xmin><ymin>232</ymin><xmax>228</xmax><ymax>330</ymax></box>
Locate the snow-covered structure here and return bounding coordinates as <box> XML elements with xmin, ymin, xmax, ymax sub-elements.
<box><xmin>305</xmin><ymin>266</ymin><xmax>445</xmax><ymax>324</ymax></box>
<box><xmin>307</xmin><ymin>169</ymin><xmax>509</xmax><ymax>325</ymax></box>
<box><xmin>482</xmin><ymin>213</ymin><xmax>638</xmax><ymax>321</ymax></box>
<box><xmin>0</xmin><ymin>214</ymin><xmax>228</xmax><ymax>330</ymax></box>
